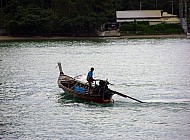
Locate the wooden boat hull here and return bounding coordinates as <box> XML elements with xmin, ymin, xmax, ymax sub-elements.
<box><xmin>58</xmin><ymin>74</ymin><xmax>114</xmax><ymax>104</ymax></box>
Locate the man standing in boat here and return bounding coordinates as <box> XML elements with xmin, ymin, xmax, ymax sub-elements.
<box><xmin>87</xmin><ymin>67</ymin><xmax>94</xmax><ymax>92</ymax></box>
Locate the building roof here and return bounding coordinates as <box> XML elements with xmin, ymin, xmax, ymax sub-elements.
<box><xmin>116</xmin><ymin>10</ymin><xmax>162</xmax><ymax>19</ymax></box>
<box><xmin>116</xmin><ymin>10</ymin><xmax>179</xmax><ymax>24</ymax></box>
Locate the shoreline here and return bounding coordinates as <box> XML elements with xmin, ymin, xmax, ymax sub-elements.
<box><xmin>0</xmin><ymin>34</ymin><xmax>187</xmax><ymax>41</ymax></box>
<box><xmin>120</xmin><ymin>34</ymin><xmax>187</xmax><ymax>39</ymax></box>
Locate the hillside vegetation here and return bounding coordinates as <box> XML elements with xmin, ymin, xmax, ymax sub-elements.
<box><xmin>0</xmin><ymin>0</ymin><xmax>187</xmax><ymax>36</ymax></box>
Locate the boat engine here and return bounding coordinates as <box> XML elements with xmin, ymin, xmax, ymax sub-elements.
<box><xmin>99</xmin><ymin>80</ymin><xmax>108</xmax><ymax>87</ymax></box>
<box><xmin>93</xmin><ymin>80</ymin><xmax>113</xmax><ymax>99</ymax></box>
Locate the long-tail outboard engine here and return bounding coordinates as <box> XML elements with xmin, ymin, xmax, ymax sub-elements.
<box><xmin>93</xmin><ymin>80</ymin><xmax>113</xmax><ymax>100</ymax></box>
<box><xmin>99</xmin><ymin>80</ymin><xmax>108</xmax><ymax>88</ymax></box>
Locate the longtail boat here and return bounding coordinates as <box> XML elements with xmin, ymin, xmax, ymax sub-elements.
<box><xmin>57</xmin><ymin>63</ymin><xmax>143</xmax><ymax>104</ymax></box>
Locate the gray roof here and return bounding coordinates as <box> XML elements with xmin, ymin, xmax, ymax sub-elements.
<box><xmin>116</xmin><ymin>10</ymin><xmax>162</xmax><ymax>19</ymax></box>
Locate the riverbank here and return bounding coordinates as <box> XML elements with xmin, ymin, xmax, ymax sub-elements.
<box><xmin>121</xmin><ymin>34</ymin><xmax>187</xmax><ymax>39</ymax></box>
<box><xmin>0</xmin><ymin>34</ymin><xmax>187</xmax><ymax>41</ymax></box>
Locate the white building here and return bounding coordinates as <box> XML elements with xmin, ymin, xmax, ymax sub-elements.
<box><xmin>116</xmin><ymin>10</ymin><xmax>180</xmax><ymax>25</ymax></box>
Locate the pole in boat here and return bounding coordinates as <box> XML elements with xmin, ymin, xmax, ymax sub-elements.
<box><xmin>57</xmin><ymin>62</ymin><xmax>64</xmax><ymax>75</ymax></box>
<box><xmin>111</xmin><ymin>90</ymin><xmax>144</xmax><ymax>103</ymax></box>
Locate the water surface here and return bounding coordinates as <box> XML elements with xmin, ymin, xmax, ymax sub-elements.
<box><xmin>0</xmin><ymin>38</ymin><xmax>190</xmax><ymax>140</ymax></box>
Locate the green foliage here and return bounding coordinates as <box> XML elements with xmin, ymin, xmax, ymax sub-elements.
<box><xmin>0</xmin><ymin>11</ymin><xmax>5</xmax><ymax>26</ymax></box>
<box><xmin>120</xmin><ymin>23</ymin><xmax>134</xmax><ymax>31</ymax></box>
<box><xmin>4</xmin><ymin>4</ymin><xmax>57</xmax><ymax>36</ymax></box>
<box><xmin>120</xmin><ymin>23</ymin><xmax>183</xmax><ymax>35</ymax></box>
<box><xmin>1</xmin><ymin>0</ymin><xmax>115</xmax><ymax>36</ymax></box>
<box><xmin>120</xmin><ymin>22</ymin><xmax>148</xmax><ymax>32</ymax></box>
<box><xmin>1</xmin><ymin>0</ymin><xmax>187</xmax><ymax>36</ymax></box>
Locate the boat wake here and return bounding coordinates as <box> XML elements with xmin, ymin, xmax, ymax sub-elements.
<box><xmin>143</xmin><ymin>98</ymin><xmax>190</xmax><ymax>103</ymax></box>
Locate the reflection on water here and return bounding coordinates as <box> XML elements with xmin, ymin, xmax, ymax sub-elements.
<box><xmin>0</xmin><ymin>38</ymin><xmax>190</xmax><ymax>139</ymax></box>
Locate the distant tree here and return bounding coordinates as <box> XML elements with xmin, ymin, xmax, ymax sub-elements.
<box><xmin>4</xmin><ymin>4</ymin><xmax>57</xmax><ymax>36</ymax></box>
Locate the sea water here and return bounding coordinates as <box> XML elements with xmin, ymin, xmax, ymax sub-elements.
<box><xmin>0</xmin><ymin>38</ymin><xmax>190</xmax><ymax>140</ymax></box>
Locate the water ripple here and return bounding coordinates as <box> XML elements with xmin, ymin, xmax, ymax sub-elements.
<box><xmin>1</xmin><ymin>38</ymin><xmax>190</xmax><ymax>140</ymax></box>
